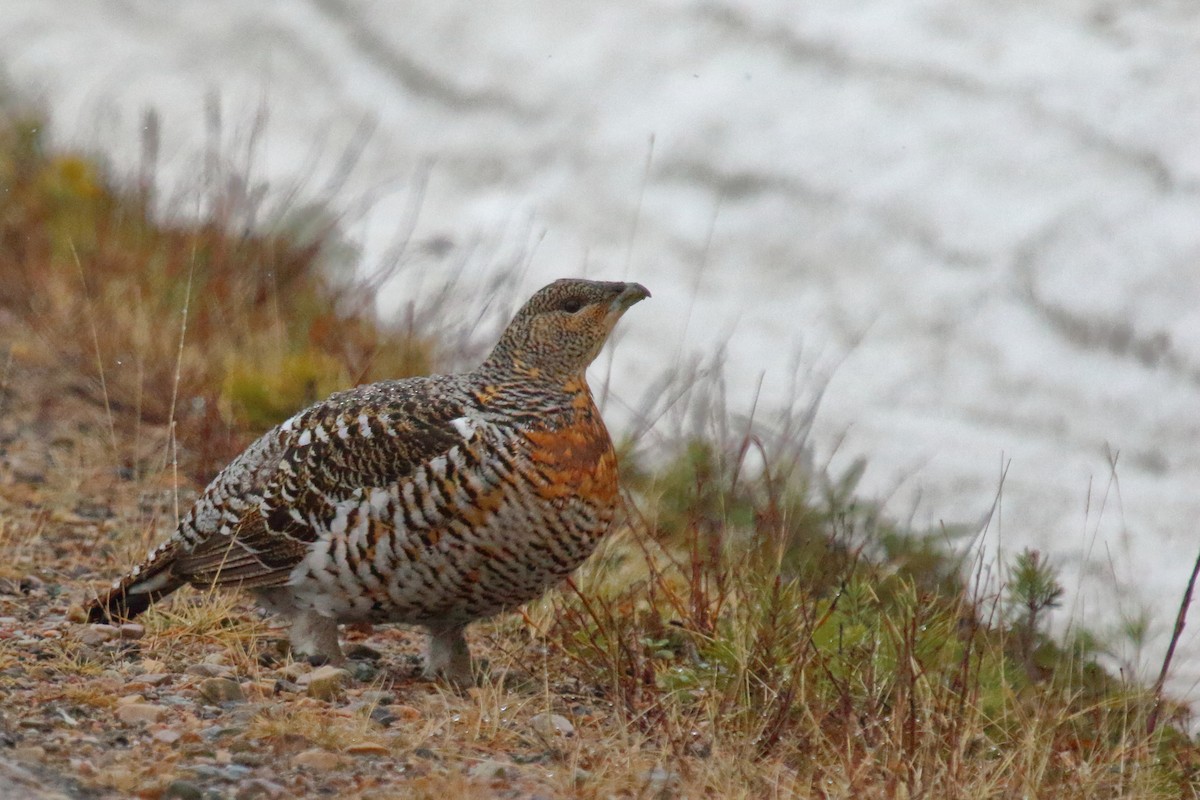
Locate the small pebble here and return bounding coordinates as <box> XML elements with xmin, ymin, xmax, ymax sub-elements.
<box><xmin>278</xmin><ymin>662</ymin><xmax>310</xmax><ymax>681</ymax></box>
<box><xmin>369</xmin><ymin>707</ymin><xmax>397</xmax><ymax>727</ymax></box>
<box><xmin>349</xmin><ymin>661</ymin><xmax>378</xmax><ymax>681</ymax></box>
<box><xmin>302</xmin><ymin>665</ymin><xmax>351</xmax><ymax>700</ymax></box>
<box><xmin>469</xmin><ymin>759</ymin><xmax>515</xmax><ymax>780</ymax></box>
<box><xmin>360</xmin><ymin>690</ymin><xmax>395</xmax><ymax>705</ymax></box>
<box><xmin>344</xmin><ymin>643</ymin><xmax>382</xmax><ymax>661</ymax></box>
<box><xmin>78</xmin><ymin>624</ymin><xmax>118</xmax><ymax>646</ymax></box>
<box><xmin>13</xmin><ymin>744</ymin><xmax>47</xmax><ymax>761</ymax></box>
<box><xmin>190</xmin><ymin>763</ymin><xmax>253</xmax><ymax>781</ymax></box>
<box><xmin>199</xmin><ymin>724</ymin><xmax>231</xmax><ymax>741</ymax></box>
<box><xmin>232</xmin><ymin>752</ymin><xmax>267</xmax><ymax>767</ymax></box>
<box><xmin>256</xmin><ymin>651</ymin><xmax>282</xmax><ymax>668</ymax></box>
<box><xmin>162</xmin><ymin>780</ymin><xmax>204</xmax><ymax>800</ymax></box>
<box><xmin>129</xmin><ymin>673</ymin><xmax>171</xmax><ymax>687</ymax></box>
<box><xmin>186</xmin><ymin>663</ymin><xmax>233</xmax><ymax>678</ymax></box>
<box><xmin>116</xmin><ymin>703</ymin><xmax>169</xmax><ymax>725</ymax></box>
<box><xmin>199</xmin><ymin>677</ymin><xmax>245</xmax><ymax>706</ymax></box>
<box><xmin>292</xmin><ymin>748</ymin><xmax>341</xmax><ymax>771</ymax></box>
<box><xmin>529</xmin><ymin>712</ymin><xmax>575</xmax><ymax>739</ymax></box>
<box><xmin>118</xmin><ymin>623</ymin><xmax>145</xmax><ymax>640</ymax></box>
<box><xmin>236</xmin><ymin>778</ymin><xmax>287</xmax><ymax>800</ymax></box>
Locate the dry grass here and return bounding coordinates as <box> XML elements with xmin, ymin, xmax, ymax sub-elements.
<box><xmin>0</xmin><ymin>106</ymin><xmax>1198</xmax><ymax>798</ymax></box>
<box><xmin>0</xmin><ymin>108</ymin><xmax>434</xmax><ymax>482</ymax></box>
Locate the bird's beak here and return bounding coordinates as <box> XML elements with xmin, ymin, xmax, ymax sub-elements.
<box><xmin>610</xmin><ymin>283</ymin><xmax>651</xmax><ymax>314</ymax></box>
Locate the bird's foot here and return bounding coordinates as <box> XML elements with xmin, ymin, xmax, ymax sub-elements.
<box><xmin>424</xmin><ymin>625</ymin><xmax>474</xmax><ymax>688</ymax></box>
<box><xmin>287</xmin><ymin>610</ymin><xmax>345</xmax><ymax>666</ymax></box>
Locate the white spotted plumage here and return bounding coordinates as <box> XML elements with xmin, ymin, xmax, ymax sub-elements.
<box><xmin>87</xmin><ymin>279</ymin><xmax>649</xmax><ymax>684</ymax></box>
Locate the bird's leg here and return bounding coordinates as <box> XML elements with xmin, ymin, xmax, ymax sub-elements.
<box><xmin>287</xmin><ymin>609</ymin><xmax>344</xmax><ymax>666</ymax></box>
<box><xmin>424</xmin><ymin>624</ymin><xmax>472</xmax><ymax>686</ymax></box>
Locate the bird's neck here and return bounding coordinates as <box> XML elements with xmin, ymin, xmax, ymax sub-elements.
<box><xmin>471</xmin><ymin>361</ymin><xmax>596</xmax><ymax>418</ymax></box>
<box><xmin>477</xmin><ymin>352</ymin><xmax>582</xmax><ymax>388</ymax></box>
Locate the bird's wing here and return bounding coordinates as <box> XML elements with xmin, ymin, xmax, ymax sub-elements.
<box><xmin>174</xmin><ymin>377</ymin><xmax>483</xmax><ymax>588</ymax></box>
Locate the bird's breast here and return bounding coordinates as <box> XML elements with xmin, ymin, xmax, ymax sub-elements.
<box><xmin>520</xmin><ymin>412</ymin><xmax>618</xmax><ymax>506</ymax></box>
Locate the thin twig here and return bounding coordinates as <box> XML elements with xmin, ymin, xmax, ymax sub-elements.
<box><xmin>1146</xmin><ymin>544</ymin><xmax>1200</xmax><ymax>735</ymax></box>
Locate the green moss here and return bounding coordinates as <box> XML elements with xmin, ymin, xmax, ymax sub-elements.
<box><xmin>222</xmin><ymin>350</ymin><xmax>348</xmax><ymax>429</ymax></box>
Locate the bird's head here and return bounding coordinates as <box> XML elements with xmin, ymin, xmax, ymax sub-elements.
<box><xmin>483</xmin><ymin>278</ymin><xmax>650</xmax><ymax>381</ymax></box>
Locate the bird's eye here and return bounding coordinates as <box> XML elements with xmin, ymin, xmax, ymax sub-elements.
<box><xmin>561</xmin><ymin>298</ymin><xmax>584</xmax><ymax>314</ymax></box>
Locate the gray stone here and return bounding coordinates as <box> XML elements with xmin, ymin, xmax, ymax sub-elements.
<box><xmin>232</xmin><ymin>751</ymin><xmax>267</xmax><ymax>767</ymax></box>
<box><xmin>198</xmin><ymin>677</ymin><xmax>245</xmax><ymax>706</ymax></box>
<box><xmin>469</xmin><ymin>759</ymin><xmax>515</xmax><ymax>780</ymax></box>
<box><xmin>292</xmin><ymin>748</ymin><xmax>340</xmax><ymax>771</ymax></box>
<box><xmin>643</xmin><ymin>766</ymin><xmax>680</xmax><ymax>795</ymax></box>
<box><xmin>369</xmin><ymin>706</ymin><xmax>397</xmax><ymax>727</ymax></box>
<box><xmin>118</xmin><ymin>623</ymin><xmax>145</xmax><ymax>640</ymax></box>
<box><xmin>529</xmin><ymin>712</ymin><xmax>574</xmax><ymax>739</ymax></box>
<box><xmin>344</xmin><ymin>643</ymin><xmax>382</xmax><ymax>661</ymax></box>
<box><xmin>129</xmin><ymin>673</ymin><xmax>171</xmax><ymax>687</ymax></box>
<box><xmin>191</xmin><ymin>764</ymin><xmax>251</xmax><ymax>781</ymax></box>
<box><xmin>186</xmin><ymin>663</ymin><xmax>233</xmax><ymax>678</ymax></box>
<box><xmin>235</xmin><ymin>778</ymin><xmax>287</xmax><ymax>799</ymax></box>
<box><xmin>115</xmin><ymin>703</ymin><xmax>169</xmax><ymax>725</ymax></box>
<box><xmin>278</xmin><ymin>662</ymin><xmax>310</xmax><ymax>681</ymax></box>
<box><xmin>78</xmin><ymin>624</ymin><xmax>118</xmax><ymax>646</ymax></box>
<box><xmin>162</xmin><ymin>780</ymin><xmax>205</xmax><ymax>800</ymax></box>
<box><xmin>302</xmin><ymin>665</ymin><xmax>350</xmax><ymax>700</ymax></box>
<box><xmin>360</xmin><ymin>690</ymin><xmax>395</xmax><ymax>705</ymax></box>
<box><xmin>349</xmin><ymin>661</ymin><xmax>378</xmax><ymax>681</ymax></box>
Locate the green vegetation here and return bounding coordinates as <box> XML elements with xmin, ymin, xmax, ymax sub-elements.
<box><xmin>1</xmin><ymin>106</ymin><xmax>1197</xmax><ymax>798</ymax></box>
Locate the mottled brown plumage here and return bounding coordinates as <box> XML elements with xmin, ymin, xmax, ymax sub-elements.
<box><xmin>86</xmin><ymin>278</ymin><xmax>649</xmax><ymax>683</ymax></box>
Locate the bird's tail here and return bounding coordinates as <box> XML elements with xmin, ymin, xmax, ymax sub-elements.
<box><xmin>85</xmin><ymin>540</ymin><xmax>186</xmax><ymax>623</ymax></box>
